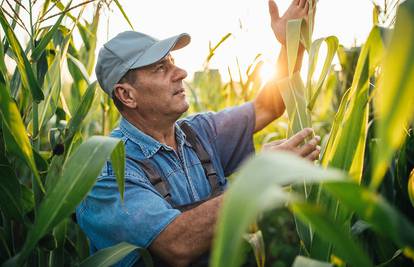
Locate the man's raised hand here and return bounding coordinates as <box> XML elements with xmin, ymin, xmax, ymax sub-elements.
<box><xmin>268</xmin><ymin>0</ymin><xmax>314</xmax><ymax>45</ymax></box>
<box><xmin>262</xmin><ymin>128</ymin><xmax>321</xmax><ymax>161</ymax></box>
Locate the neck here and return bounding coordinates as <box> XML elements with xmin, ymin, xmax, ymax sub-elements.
<box><xmin>122</xmin><ymin>110</ymin><xmax>179</xmax><ymax>150</ymax></box>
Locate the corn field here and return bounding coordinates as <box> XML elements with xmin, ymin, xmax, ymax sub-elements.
<box><xmin>0</xmin><ymin>0</ymin><xmax>414</xmax><ymax>267</ymax></box>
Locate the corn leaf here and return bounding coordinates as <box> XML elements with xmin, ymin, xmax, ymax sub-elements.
<box><xmin>6</xmin><ymin>136</ymin><xmax>125</xmax><ymax>266</ymax></box>
<box><xmin>307</xmin><ymin>36</ymin><xmax>339</xmax><ymax>110</ymax></box>
<box><xmin>286</xmin><ymin>19</ymin><xmax>303</xmax><ymax>77</ymax></box>
<box><xmin>31</xmin><ymin>1</ymin><xmax>72</xmax><ymax>61</ymax></box>
<box><xmin>113</xmin><ymin>0</ymin><xmax>134</xmax><ymax>30</ymax></box>
<box><xmin>372</xmin><ymin>1</ymin><xmax>414</xmax><ymax>189</ymax></box>
<box><xmin>65</xmin><ymin>81</ymin><xmax>97</xmax><ymax>146</ymax></box>
<box><xmin>277</xmin><ymin>72</ymin><xmax>312</xmax><ymax>137</ymax></box>
<box><xmin>38</xmin><ymin>52</ymin><xmax>62</xmax><ymax>129</ymax></box>
<box><xmin>0</xmin><ymin>9</ymin><xmax>43</xmax><ymax>102</ymax></box>
<box><xmin>291</xmin><ymin>202</ymin><xmax>373</xmax><ymax>267</ymax></box>
<box><xmin>0</xmin><ymin>78</ymin><xmax>44</xmax><ymax>193</ymax></box>
<box><xmin>79</xmin><ymin>242</ymin><xmax>153</xmax><ymax>267</ymax></box>
<box><xmin>111</xmin><ymin>142</ymin><xmax>126</xmax><ymax>201</ymax></box>
<box><xmin>321</xmin><ymin>26</ymin><xmax>385</xmax><ymax>181</ymax></box>
<box><xmin>324</xmin><ymin>181</ymin><xmax>414</xmax><ymax>249</ymax></box>
<box><xmin>0</xmin><ymin>162</ymin><xmax>24</xmax><ymax>222</ymax></box>
<box><xmin>211</xmin><ymin>152</ymin><xmax>345</xmax><ymax>267</ymax></box>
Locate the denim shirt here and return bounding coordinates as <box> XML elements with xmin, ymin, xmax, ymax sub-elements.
<box><xmin>76</xmin><ymin>102</ymin><xmax>255</xmax><ymax>266</ymax></box>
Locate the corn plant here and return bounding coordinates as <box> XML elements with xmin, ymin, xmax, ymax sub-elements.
<box><xmin>0</xmin><ymin>1</ymin><xmax>148</xmax><ymax>266</ymax></box>
<box><xmin>211</xmin><ymin>1</ymin><xmax>414</xmax><ymax>267</ymax></box>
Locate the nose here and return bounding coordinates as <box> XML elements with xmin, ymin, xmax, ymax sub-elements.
<box><xmin>172</xmin><ymin>65</ymin><xmax>187</xmax><ymax>81</ymax></box>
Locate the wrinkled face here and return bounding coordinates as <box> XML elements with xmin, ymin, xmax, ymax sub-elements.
<box><xmin>126</xmin><ymin>54</ymin><xmax>189</xmax><ymax>119</ymax></box>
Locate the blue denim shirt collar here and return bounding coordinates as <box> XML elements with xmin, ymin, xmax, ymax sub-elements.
<box><xmin>119</xmin><ymin>117</ymin><xmax>189</xmax><ymax>158</ymax></box>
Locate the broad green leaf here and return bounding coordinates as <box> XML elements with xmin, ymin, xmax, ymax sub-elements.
<box><xmin>322</xmin><ymin>26</ymin><xmax>385</xmax><ymax>182</ymax></box>
<box><xmin>292</xmin><ymin>256</ymin><xmax>333</xmax><ymax>267</ymax></box>
<box><xmin>8</xmin><ymin>136</ymin><xmax>124</xmax><ymax>266</ymax></box>
<box><xmin>286</xmin><ymin>19</ymin><xmax>303</xmax><ymax>77</ymax></box>
<box><xmin>113</xmin><ymin>0</ymin><xmax>135</xmax><ymax>30</ymax></box>
<box><xmin>372</xmin><ymin>1</ymin><xmax>414</xmax><ymax>189</ymax></box>
<box><xmin>67</xmin><ymin>53</ymin><xmax>91</xmax><ymax>85</ymax></box>
<box><xmin>277</xmin><ymin>72</ymin><xmax>312</xmax><ymax>137</ymax></box>
<box><xmin>111</xmin><ymin>141</ymin><xmax>125</xmax><ymax>201</ymax></box>
<box><xmin>65</xmin><ymin>81</ymin><xmax>97</xmax><ymax>146</ymax></box>
<box><xmin>211</xmin><ymin>152</ymin><xmax>345</xmax><ymax>267</ymax></box>
<box><xmin>31</xmin><ymin>0</ymin><xmax>72</xmax><ymax>61</ymax></box>
<box><xmin>324</xmin><ymin>181</ymin><xmax>414</xmax><ymax>249</ymax></box>
<box><xmin>0</xmin><ymin>82</ymin><xmax>44</xmax><ymax>193</ymax></box>
<box><xmin>307</xmin><ymin>36</ymin><xmax>339</xmax><ymax>110</ymax></box>
<box><xmin>79</xmin><ymin>242</ymin><xmax>153</xmax><ymax>267</ymax></box>
<box><xmin>0</xmin><ymin>10</ymin><xmax>43</xmax><ymax>102</ymax></box>
<box><xmin>0</xmin><ymin>162</ymin><xmax>24</xmax><ymax>221</ymax></box>
<box><xmin>38</xmin><ymin>52</ymin><xmax>62</xmax><ymax>129</ymax></box>
<box><xmin>291</xmin><ymin>202</ymin><xmax>373</xmax><ymax>267</ymax></box>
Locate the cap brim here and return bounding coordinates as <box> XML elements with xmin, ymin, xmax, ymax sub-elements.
<box><xmin>130</xmin><ymin>33</ymin><xmax>190</xmax><ymax>69</ymax></box>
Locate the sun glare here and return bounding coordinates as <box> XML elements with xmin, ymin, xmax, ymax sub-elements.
<box><xmin>259</xmin><ymin>61</ymin><xmax>276</xmax><ymax>84</ymax></box>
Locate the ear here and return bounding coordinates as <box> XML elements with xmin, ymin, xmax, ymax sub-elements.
<box><xmin>113</xmin><ymin>83</ymin><xmax>138</xmax><ymax>109</ymax></box>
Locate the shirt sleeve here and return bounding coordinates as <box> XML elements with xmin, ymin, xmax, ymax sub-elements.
<box><xmin>76</xmin><ymin>173</ymin><xmax>181</xmax><ymax>265</ymax></box>
<box><xmin>185</xmin><ymin>102</ymin><xmax>256</xmax><ymax>176</ymax></box>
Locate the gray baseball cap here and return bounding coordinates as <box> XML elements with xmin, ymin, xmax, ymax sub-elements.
<box><xmin>95</xmin><ymin>31</ymin><xmax>191</xmax><ymax>95</ymax></box>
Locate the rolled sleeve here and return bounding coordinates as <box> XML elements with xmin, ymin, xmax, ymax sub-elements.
<box><xmin>76</xmin><ymin>175</ymin><xmax>181</xmax><ymax>265</ymax></box>
<box><xmin>185</xmin><ymin>102</ymin><xmax>256</xmax><ymax>176</ymax></box>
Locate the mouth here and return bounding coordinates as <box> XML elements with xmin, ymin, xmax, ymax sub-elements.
<box><xmin>173</xmin><ymin>88</ymin><xmax>185</xmax><ymax>96</ymax></box>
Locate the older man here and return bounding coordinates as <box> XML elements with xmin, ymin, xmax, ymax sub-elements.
<box><xmin>76</xmin><ymin>0</ymin><xmax>319</xmax><ymax>266</ymax></box>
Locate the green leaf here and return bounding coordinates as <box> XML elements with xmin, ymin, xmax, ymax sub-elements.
<box><xmin>8</xmin><ymin>136</ymin><xmax>124</xmax><ymax>265</ymax></box>
<box><xmin>286</xmin><ymin>19</ymin><xmax>304</xmax><ymax>77</ymax></box>
<box><xmin>211</xmin><ymin>152</ymin><xmax>345</xmax><ymax>267</ymax></box>
<box><xmin>31</xmin><ymin>0</ymin><xmax>72</xmax><ymax>61</ymax></box>
<box><xmin>307</xmin><ymin>36</ymin><xmax>339</xmax><ymax>110</ymax></box>
<box><xmin>111</xmin><ymin>141</ymin><xmax>125</xmax><ymax>201</ymax></box>
<box><xmin>67</xmin><ymin>53</ymin><xmax>91</xmax><ymax>85</ymax></box>
<box><xmin>0</xmin><ymin>10</ymin><xmax>43</xmax><ymax>102</ymax></box>
<box><xmin>38</xmin><ymin>52</ymin><xmax>62</xmax><ymax>129</ymax></box>
<box><xmin>292</xmin><ymin>256</ymin><xmax>333</xmax><ymax>267</ymax></box>
<box><xmin>291</xmin><ymin>202</ymin><xmax>373</xmax><ymax>267</ymax></box>
<box><xmin>79</xmin><ymin>242</ymin><xmax>153</xmax><ymax>267</ymax></box>
<box><xmin>0</xmin><ymin>83</ymin><xmax>44</xmax><ymax>193</ymax></box>
<box><xmin>324</xmin><ymin>181</ymin><xmax>414</xmax><ymax>249</ymax></box>
<box><xmin>113</xmin><ymin>0</ymin><xmax>135</xmax><ymax>30</ymax></box>
<box><xmin>277</xmin><ymin>72</ymin><xmax>312</xmax><ymax>137</ymax></box>
<box><xmin>322</xmin><ymin>26</ymin><xmax>385</xmax><ymax>182</ymax></box>
<box><xmin>0</xmin><ymin>162</ymin><xmax>24</xmax><ymax>221</ymax></box>
<box><xmin>372</xmin><ymin>1</ymin><xmax>414</xmax><ymax>189</ymax></box>
<box><xmin>65</xmin><ymin>81</ymin><xmax>97</xmax><ymax>146</ymax></box>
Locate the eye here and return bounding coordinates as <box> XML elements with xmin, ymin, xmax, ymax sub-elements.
<box><xmin>155</xmin><ymin>64</ymin><xmax>166</xmax><ymax>72</ymax></box>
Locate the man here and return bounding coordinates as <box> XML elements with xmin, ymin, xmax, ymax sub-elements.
<box><xmin>76</xmin><ymin>0</ymin><xmax>319</xmax><ymax>266</ymax></box>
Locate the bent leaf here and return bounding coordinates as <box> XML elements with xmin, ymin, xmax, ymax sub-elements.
<box><xmin>79</xmin><ymin>242</ymin><xmax>153</xmax><ymax>267</ymax></box>
<box><xmin>10</xmin><ymin>136</ymin><xmax>124</xmax><ymax>265</ymax></box>
<box><xmin>211</xmin><ymin>152</ymin><xmax>345</xmax><ymax>267</ymax></box>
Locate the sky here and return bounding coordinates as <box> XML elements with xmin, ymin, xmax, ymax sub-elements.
<box><xmin>93</xmin><ymin>0</ymin><xmax>375</xmax><ymax>81</ymax></box>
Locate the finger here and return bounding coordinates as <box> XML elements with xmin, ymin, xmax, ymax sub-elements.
<box><xmin>298</xmin><ymin>136</ymin><xmax>320</xmax><ymax>157</ymax></box>
<box><xmin>292</xmin><ymin>0</ymin><xmax>300</xmax><ymax>6</ymax></box>
<box><xmin>285</xmin><ymin>128</ymin><xmax>313</xmax><ymax>147</ymax></box>
<box><xmin>268</xmin><ymin>0</ymin><xmax>280</xmax><ymax>21</ymax></box>
<box><xmin>298</xmin><ymin>0</ymin><xmax>306</xmax><ymax>8</ymax></box>
<box><xmin>304</xmin><ymin>1</ymin><xmax>309</xmax><ymax>13</ymax></box>
<box><xmin>269</xmin><ymin>139</ymin><xmax>287</xmax><ymax>146</ymax></box>
<box><xmin>306</xmin><ymin>147</ymin><xmax>320</xmax><ymax>161</ymax></box>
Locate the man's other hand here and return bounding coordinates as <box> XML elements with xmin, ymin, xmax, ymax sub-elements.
<box><xmin>262</xmin><ymin>128</ymin><xmax>320</xmax><ymax>161</ymax></box>
<box><xmin>268</xmin><ymin>0</ymin><xmax>314</xmax><ymax>45</ymax></box>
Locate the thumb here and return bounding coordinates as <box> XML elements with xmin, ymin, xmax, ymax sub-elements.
<box><xmin>268</xmin><ymin>0</ymin><xmax>280</xmax><ymax>21</ymax></box>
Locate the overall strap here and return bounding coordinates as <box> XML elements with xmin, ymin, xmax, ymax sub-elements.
<box><xmin>126</xmin><ymin>157</ymin><xmax>173</xmax><ymax>205</ymax></box>
<box><xmin>179</xmin><ymin>121</ymin><xmax>220</xmax><ymax>195</ymax></box>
